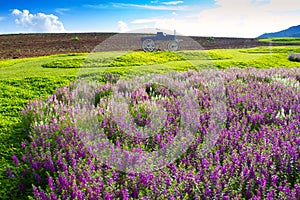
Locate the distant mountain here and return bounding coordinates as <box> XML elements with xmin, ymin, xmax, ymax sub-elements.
<box><xmin>258</xmin><ymin>25</ymin><xmax>300</xmax><ymax>38</ymax></box>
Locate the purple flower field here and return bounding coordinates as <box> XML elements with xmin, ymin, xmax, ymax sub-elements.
<box><xmin>9</xmin><ymin>68</ymin><xmax>300</xmax><ymax>199</ymax></box>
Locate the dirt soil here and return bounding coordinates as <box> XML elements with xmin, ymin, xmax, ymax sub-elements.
<box><xmin>0</xmin><ymin>33</ymin><xmax>299</xmax><ymax>59</ymax></box>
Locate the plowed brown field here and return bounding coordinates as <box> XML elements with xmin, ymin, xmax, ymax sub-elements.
<box><xmin>0</xmin><ymin>33</ymin><xmax>297</xmax><ymax>59</ymax></box>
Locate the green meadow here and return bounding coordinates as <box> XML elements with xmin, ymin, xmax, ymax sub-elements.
<box><xmin>258</xmin><ymin>37</ymin><xmax>300</xmax><ymax>44</ymax></box>
<box><xmin>1</xmin><ymin>46</ymin><xmax>300</xmax><ymax>199</ymax></box>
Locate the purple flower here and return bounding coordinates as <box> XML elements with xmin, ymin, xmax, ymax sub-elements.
<box><xmin>104</xmin><ymin>193</ymin><xmax>114</xmax><ymax>200</ymax></box>
<box><xmin>50</xmin><ymin>192</ymin><xmax>57</xmax><ymax>200</ymax></box>
<box><xmin>12</xmin><ymin>155</ymin><xmax>20</xmax><ymax>166</ymax></box>
<box><xmin>8</xmin><ymin>69</ymin><xmax>300</xmax><ymax>199</ymax></box>
<box><xmin>21</xmin><ymin>141</ymin><xmax>26</xmax><ymax>149</ymax></box>
<box><xmin>6</xmin><ymin>168</ymin><xmax>14</xmax><ymax>179</ymax></box>
<box><xmin>132</xmin><ymin>185</ymin><xmax>139</xmax><ymax>199</ymax></box>
<box><xmin>48</xmin><ymin>176</ymin><xmax>55</xmax><ymax>190</ymax></box>
<box><xmin>295</xmin><ymin>184</ymin><xmax>299</xmax><ymax>199</ymax></box>
<box><xmin>33</xmin><ymin>185</ymin><xmax>40</xmax><ymax>198</ymax></box>
<box><xmin>17</xmin><ymin>182</ymin><xmax>25</xmax><ymax>193</ymax></box>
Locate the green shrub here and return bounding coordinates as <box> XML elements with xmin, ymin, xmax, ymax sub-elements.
<box><xmin>207</xmin><ymin>36</ymin><xmax>215</xmax><ymax>41</ymax></box>
<box><xmin>207</xmin><ymin>50</ymin><xmax>233</xmax><ymax>60</ymax></box>
<box><xmin>41</xmin><ymin>57</ymin><xmax>115</xmax><ymax>68</ymax></box>
<box><xmin>71</xmin><ymin>36</ymin><xmax>79</xmax><ymax>41</ymax></box>
<box><xmin>42</xmin><ymin>59</ymin><xmax>84</xmax><ymax>68</ymax></box>
<box><xmin>288</xmin><ymin>53</ymin><xmax>300</xmax><ymax>62</ymax></box>
<box><xmin>109</xmin><ymin>51</ymin><xmax>185</xmax><ymax>67</ymax></box>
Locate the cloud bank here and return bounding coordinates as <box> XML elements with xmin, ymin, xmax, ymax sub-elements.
<box><xmin>112</xmin><ymin>3</ymin><xmax>187</xmax><ymax>11</ymax></box>
<box><xmin>161</xmin><ymin>1</ymin><xmax>184</xmax><ymax>5</ymax></box>
<box><xmin>86</xmin><ymin>2</ymin><xmax>188</xmax><ymax>11</ymax></box>
<box><xmin>129</xmin><ymin>0</ymin><xmax>300</xmax><ymax>37</ymax></box>
<box><xmin>118</xmin><ymin>20</ymin><xmax>129</xmax><ymax>32</ymax></box>
<box><xmin>12</xmin><ymin>9</ymin><xmax>66</xmax><ymax>33</ymax></box>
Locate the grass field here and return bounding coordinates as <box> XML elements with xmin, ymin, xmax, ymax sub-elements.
<box><xmin>1</xmin><ymin>46</ymin><xmax>300</xmax><ymax>79</ymax></box>
<box><xmin>258</xmin><ymin>37</ymin><xmax>300</xmax><ymax>44</ymax></box>
<box><xmin>0</xmin><ymin>46</ymin><xmax>300</xmax><ymax>199</ymax></box>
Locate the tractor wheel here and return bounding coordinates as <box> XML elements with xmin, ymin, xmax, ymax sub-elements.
<box><xmin>142</xmin><ymin>39</ymin><xmax>156</xmax><ymax>52</ymax></box>
<box><xmin>167</xmin><ymin>41</ymin><xmax>179</xmax><ymax>51</ymax></box>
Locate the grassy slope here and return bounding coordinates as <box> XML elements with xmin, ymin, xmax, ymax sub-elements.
<box><xmin>1</xmin><ymin>46</ymin><xmax>300</xmax><ymax>199</ymax></box>
<box><xmin>258</xmin><ymin>37</ymin><xmax>300</xmax><ymax>44</ymax></box>
<box><xmin>2</xmin><ymin>47</ymin><xmax>300</xmax><ymax>79</ymax></box>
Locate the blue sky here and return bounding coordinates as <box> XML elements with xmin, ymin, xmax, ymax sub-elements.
<box><xmin>0</xmin><ymin>0</ymin><xmax>300</xmax><ymax>37</ymax></box>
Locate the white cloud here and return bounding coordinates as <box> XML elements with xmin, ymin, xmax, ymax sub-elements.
<box><xmin>12</xmin><ymin>9</ymin><xmax>22</xmax><ymax>16</ymax></box>
<box><xmin>85</xmin><ymin>2</ymin><xmax>187</xmax><ymax>11</ymax></box>
<box><xmin>129</xmin><ymin>0</ymin><xmax>300</xmax><ymax>37</ymax></box>
<box><xmin>112</xmin><ymin>3</ymin><xmax>187</xmax><ymax>11</ymax></box>
<box><xmin>194</xmin><ymin>0</ymin><xmax>300</xmax><ymax>37</ymax></box>
<box><xmin>252</xmin><ymin>0</ymin><xmax>269</xmax><ymax>6</ymax></box>
<box><xmin>162</xmin><ymin>1</ymin><xmax>184</xmax><ymax>5</ymax></box>
<box><xmin>84</xmin><ymin>4</ymin><xmax>109</xmax><ymax>9</ymax></box>
<box><xmin>11</xmin><ymin>9</ymin><xmax>66</xmax><ymax>33</ymax></box>
<box><xmin>261</xmin><ymin>0</ymin><xmax>300</xmax><ymax>12</ymax></box>
<box><xmin>55</xmin><ymin>8</ymin><xmax>70</xmax><ymax>15</ymax></box>
<box><xmin>214</xmin><ymin>0</ymin><xmax>300</xmax><ymax>12</ymax></box>
<box><xmin>131</xmin><ymin>18</ymin><xmax>160</xmax><ymax>24</ymax></box>
<box><xmin>118</xmin><ymin>20</ymin><xmax>129</xmax><ymax>32</ymax></box>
